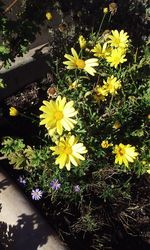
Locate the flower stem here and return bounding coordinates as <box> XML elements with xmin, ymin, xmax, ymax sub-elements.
<box><xmin>95</xmin><ymin>13</ymin><xmax>106</xmax><ymax>43</ymax></box>
<box><xmin>108</xmin><ymin>95</ymin><xmax>114</xmax><ymax>114</ymax></box>
<box><xmin>108</xmin><ymin>13</ymin><xmax>112</xmax><ymax>23</ymax></box>
<box><xmin>20</xmin><ymin>113</ymin><xmax>38</xmax><ymax>123</ymax></box>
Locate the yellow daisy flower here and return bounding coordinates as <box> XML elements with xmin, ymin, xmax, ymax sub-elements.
<box><xmin>107</xmin><ymin>30</ymin><xmax>129</xmax><ymax>48</ymax></box>
<box><xmin>113</xmin><ymin>143</ymin><xmax>138</xmax><ymax>167</ymax></box>
<box><xmin>91</xmin><ymin>43</ymin><xmax>110</xmax><ymax>58</ymax></box>
<box><xmin>101</xmin><ymin>140</ymin><xmax>113</xmax><ymax>148</ymax></box>
<box><xmin>39</xmin><ymin>96</ymin><xmax>77</xmax><ymax>136</ymax></box>
<box><xmin>50</xmin><ymin>134</ymin><xmax>87</xmax><ymax>171</ymax></box>
<box><xmin>79</xmin><ymin>35</ymin><xmax>86</xmax><ymax>49</ymax></box>
<box><xmin>103</xmin><ymin>75</ymin><xmax>121</xmax><ymax>95</ymax></box>
<box><xmin>93</xmin><ymin>85</ymin><xmax>108</xmax><ymax>102</ymax></box>
<box><xmin>9</xmin><ymin>107</ymin><xmax>19</xmax><ymax>116</ymax></box>
<box><xmin>63</xmin><ymin>48</ymin><xmax>99</xmax><ymax>76</ymax></box>
<box><xmin>106</xmin><ymin>48</ymin><xmax>127</xmax><ymax>68</ymax></box>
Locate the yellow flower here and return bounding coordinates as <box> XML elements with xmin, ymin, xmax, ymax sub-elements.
<box><xmin>106</xmin><ymin>48</ymin><xmax>127</xmax><ymax>68</ymax></box>
<box><xmin>101</xmin><ymin>140</ymin><xmax>113</xmax><ymax>148</ymax></box>
<box><xmin>68</xmin><ymin>79</ymin><xmax>80</xmax><ymax>90</ymax></box>
<box><xmin>39</xmin><ymin>96</ymin><xmax>77</xmax><ymax>136</ymax></box>
<box><xmin>63</xmin><ymin>48</ymin><xmax>99</xmax><ymax>76</ymax></box>
<box><xmin>103</xmin><ymin>75</ymin><xmax>121</xmax><ymax>95</ymax></box>
<box><xmin>50</xmin><ymin>135</ymin><xmax>87</xmax><ymax>171</ymax></box>
<box><xmin>91</xmin><ymin>43</ymin><xmax>110</xmax><ymax>58</ymax></box>
<box><xmin>79</xmin><ymin>35</ymin><xmax>86</xmax><ymax>49</ymax></box>
<box><xmin>46</xmin><ymin>12</ymin><xmax>52</xmax><ymax>21</ymax></box>
<box><xmin>113</xmin><ymin>121</ymin><xmax>121</xmax><ymax>129</ymax></box>
<box><xmin>107</xmin><ymin>30</ymin><xmax>129</xmax><ymax>48</ymax></box>
<box><xmin>147</xmin><ymin>169</ymin><xmax>150</xmax><ymax>174</ymax></box>
<box><xmin>103</xmin><ymin>7</ymin><xmax>109</xmax><ymax>14</ymax></box>
<box><xmin>9</xmin><ymin>107</ymin><xmax>19</xmax><ymax>116</ymax></box>
<box><xmin>113</xmin><ymin>143</ymin><xmax>138</xmax><ymax>167</ymax></box>
<box><xmin>93</xmin><ymin>85</ymin><xmax>108</xmax><ymax>102</ymax></box>
<box><xmin>147</xmin><ymin>114</ymin><xmax>150</xmax><ymax>120</ymax></box>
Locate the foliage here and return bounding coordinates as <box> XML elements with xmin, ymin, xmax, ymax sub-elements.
<box><xmin>0</xmin><ymin>0</ymin><xmax>51</xmax><ymax>66</ymax></box>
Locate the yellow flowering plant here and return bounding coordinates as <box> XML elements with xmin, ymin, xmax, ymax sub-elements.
<box><xmin>0</xmin><ymin>3</ymin><xmax>149</xmax><ymax>250</ymax></box>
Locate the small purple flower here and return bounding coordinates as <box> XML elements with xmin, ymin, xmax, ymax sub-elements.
<box><xmin>31</xmin><ymin>188</ymin><xmax>43</xmax><ymax>200</ymax></box>
<box><xmin>74</xmin><ymin>185</ymin><xmax>80</xmax><ymax>192</ymax></box>
<box><xmin>50</xmin><ymin>179</ymin><xmax>61</xmax><ymax>191</ymax></box>
<box><xmin>18</xmin><ymin>176</ymin><xmax>26</xmax><ymax>186</ymax></box>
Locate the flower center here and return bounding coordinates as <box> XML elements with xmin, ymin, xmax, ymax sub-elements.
<box><xmin>114</xmin><ymin>54</ymin><xmax>121</xmax><ymax>64</ymax></box>
<box><xmin>114</xmin><ymin>38</ymin><xmax>120</xmax><ymax>46</ymax></box>
<box><xmin>55</xmin><ymin>111</ymin><xmax>63</xmax><ymax>120</ymax></box>
<box><xmin>64</xmin><ymin>145</ymin><xmax>72</xmax><ymax>154</ymax></box>
<box><xmin>76</xmin><ymin>59</ymin><xmax>85</xmax><ymax>69</ymax></box>
<box><xmin>118</xmin><ymin>148</ymin><xmax>125</xmax><ymax>156</ymax></box>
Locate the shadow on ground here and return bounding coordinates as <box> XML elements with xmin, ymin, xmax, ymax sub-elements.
<box><xmin>0</xmin><ymin>213</ymin><xmax>53</xmax><ymax>250</ymax></box>
<box><xmin>0</xmin><ymin>177</ymin><xmax>52</xmax><ymax>250</ymax></box>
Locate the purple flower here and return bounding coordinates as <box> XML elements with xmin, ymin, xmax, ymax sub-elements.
<box><xmin>18</xmin><ymin>176</ymin><xmax>26</xmax><ymax>185</ymax></box>
<box><xmin>31</xmin><ymin>188</ymin><xmax>43</xmax><ymax>200</ymax></box>
<box><xmin>50</xmin><ymin>179</ymin><xmax>61</xmax><ymax>191</ymax></box>
<box><xmin>74</xmin><ymin>185</ymin><xmax>80</xmax><ymax>192</ymax></box>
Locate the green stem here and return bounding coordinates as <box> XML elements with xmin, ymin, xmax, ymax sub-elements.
<box><xmin>108</xmin><ymin>95</ymin><xmax>114</xmax><ymax>114</ymax></box>
<box><xmin>20</xmin><ymin>113</ymin><xmax>38</xmax><ymax>123</ymax></box>
<box><xmin>95</xmin><ymin>13</ymin><xmax>106</xmax><ymax>43</ymax></box>
<box><xmin>108</xmin><ymin>13</ymin><xmax>112</xmax><ymax>23</ymax></box>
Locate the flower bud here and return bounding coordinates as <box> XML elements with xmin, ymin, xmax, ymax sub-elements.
<box><xmin>79</xmin><ymin>35</ymin><xmax>86</xmax><ymax>49</ymax></box>
<box><xmin>46</xmin><ymin>12</ymin><xmax>52</xmax><ymax>21</ymax></box>
<box><xmin>9</xmin><ymin>107</ymin><xmax>19</xmax><ymax>116</ymax></box>
<box><xmin>103</xmin><ymin>8</ymin><xmax>109</xmax><ymax>14</ymax></box>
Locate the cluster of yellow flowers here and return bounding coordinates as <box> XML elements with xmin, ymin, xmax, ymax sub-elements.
<box><xmin>63</xmin><ymin>30</ymin><xmax>129</xmax><ymax>76</ymax></box>
<box><xmin>93</xmin><ymin>75</ymin><xmax>121</xmax><ymax>102</ymax></box>
<box><xmin>39</xmin><ymin>96</ymin><xmax>87</xmax><ymax>171</ymax></box>
<box><xmin>92</xmin><ymin>30</ymin><xmax>129</xmax><ymax>68</ymax></box>
<box><xmin>39</xmin><ymin>95</ymin><xmax>139</xmax><ymax>171</ymax></box>
<box><xmin>38</xmin><ymin>29</ymin><xmax>142</xmax><ymax>172</ymax></box>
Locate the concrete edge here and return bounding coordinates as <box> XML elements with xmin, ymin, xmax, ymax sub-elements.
<box><xmin>0</xmin><ymin>167</ymin><xmax>68</xmax><ymax>250</ymax></box>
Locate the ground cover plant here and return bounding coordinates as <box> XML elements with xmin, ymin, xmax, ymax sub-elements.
<box><xmin>0</xmin><ymin>1</ymin><xmax>150</xmax><ymax>249</ymax></box>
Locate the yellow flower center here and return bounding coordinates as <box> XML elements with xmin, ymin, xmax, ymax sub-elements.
<box><xmin>76</xmin><ymin>59</ymin><xmax>85</xmax><ymax>69</ymax></box>
<box><xmin>118</xmin><ymin>148</ymin><xmax>125</xmax><ymax>156</ymax></box>
<box><xmin>114</xmin><ymin>38</ymin><xmax>120</xmax><ymax>47</ymax></box>
<box><xmin>55</xmin><ymin>111</ymin><xmax>63</xmax><ymax>120</ymax></box>
<box><xmin>64</xmin><ymin>145</ymin><xmax>72</xmax><ymax>154</ymax></box>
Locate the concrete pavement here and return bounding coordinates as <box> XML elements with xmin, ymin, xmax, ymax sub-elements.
<box><xmin>0</xmin><ymin>168</ymin><xmax>68</xmax><ymax>250</ymax></box>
